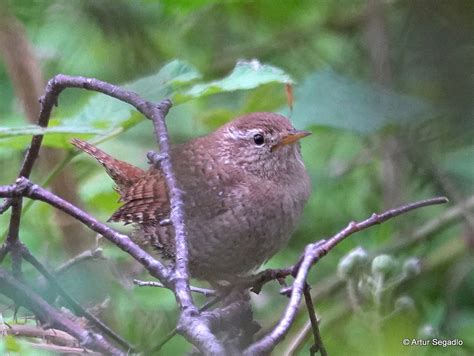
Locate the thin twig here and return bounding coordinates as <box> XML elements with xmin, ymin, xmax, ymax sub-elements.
<box><xmin>284</xmin><ymin>194</ymin><xmax>473</xmax><ymax>350</ymax></box>
<box><xmin>0</xmin><ymin>73</ymin><xmax>224</xmax><ymax>354</ymax></box>
<box><xmin>2</xmin><ymin>72</ymin><xmax>68</xmax><ymax>272</ymax></box>
<box><xmin>244</xmin><ymin>196</ymin><xmax>448</xmax><ymax>355</ymax></box>
<box><xmin>0</xmin><ymin>73</ymin><xmax>452</xmax><ymax>355</ymax></box>
<box><xmin>13</xmin><ymin>342</ymin><xmax>101</xmax><ymax>355</ymax></box>
<box><xmin>0</xmin><ymin>178</ymin><xmax>171</xmax><ymax>283</ymax></box>
<box><xmin>55</xmin><ymin>248</ymin><xmax>105</xmax><ymax>275</ymax></box>
<box><xmin>21</xmin><ymin>247</ymin><xmax>134</xmax><ymax>352</ymax></box>
<box><xmin>144</xmin><ymin>101</ymin><xmax>224</xmax><ymax>353</ymax></box>
<box><xmin>132</xmin><ymin>96</ymin><xmax>223</xmax><ymax>353</ymax></box>
<box><xmin>0</xmin><ymin>267</ymin><xmax>123</xmax><ymax>355</ymax></box>
<box><xmin>150</xmin><ymin>293</ymin><xmax>225</xmax><ymax>354</ymax></box>
<box><xmin>283</xmin><ymin>320</ymin><xmax>312</xmax><ymax>356</ymax></box>
<box><xmin>384</xmin><ymin>195</ymin><xmax>474</xmax><ymax>253</ymax></box>
<box><xmin>146</xmin><ymin>100</ymin><xmax>193</xmax><ymax>310</ymax></box>
<box><xmin>6</xmin><ymin>324</ymin><xmax>77</xmax><ymax>347</ymax></box>
<box><xmin>303</xmin><ymin>284</ymin><xmax>327</xmax><ymax>356</ymax></box>
<box><xmin>133</xmin><ymin>279</ymin><xmax>216</xmax><ymax>297</ymax></box>
<box><xmin>6</xmin><ymin>198</ymin><xmax>24</xmax><ymax>278</ymax></box>
<box><xmin>0</xmin><ymin>198</ymin><xmax>12</xmax><ymax>214</ymax></box>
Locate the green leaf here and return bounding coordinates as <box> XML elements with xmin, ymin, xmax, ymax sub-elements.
<box><xmin>0</xmin><ymin>59</ymin><xmax>293</xmax><ymax>149</ymax></box>
<box><xmin>4</xmin><ymin>335</ymin><xmax>21</xmax><ymax>352</ymax></box>
<box><xmin>0</xmin><ymin>60</ymin><xmax>200</xmax><ymax>149</ymax></box>
<box><xmin>0</xmin><ymin>125</ymin><xmax>109</xmax><ymax>149</ymax></box>
<box><xmin>62</xmin><ymin>60</ymin><xmax>201</xmax><ymax>133</ymax></box>
<box><xmin>0</xmin><ymin>125</ymin><xmax>105</xmax><ymax>138</ymax></box>
<box><xmin>175</xmin><ymin>59</ymin><xmax>293</xmax><ymax>103</ymax></box>
<box><xmin>441</xmin><ymin>146</ymin><xmax>474</xmax><ymax>188</ymax></box>
<box><xmin>285</xmin><ymin>69</ymin><xmax>435</xmax><ymax>133</ymax></box>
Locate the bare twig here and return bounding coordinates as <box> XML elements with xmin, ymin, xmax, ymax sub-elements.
<box><xmin>1</xmin><ymin>69</ymin><xmax>68</xmax><ymax>273</ymax></box>
<box><xmin>0</xmin><ymin>267</ymin><xmax>123</xmax><ymax>355</ymax></box>
<box><xmin>13</xmin><ymin>342</ymin><xmax>101</xmax><ymax>355</ymax></box>
<box><xmin>20</xmin><ymin>247</ymin><xmax>134</xmax><ymax>352</ymax></box>
<box><xmin>133</xmin><ymin>279</ymin><xmax>216</xmax><ymax>297</ymax></box>
<box><xmin>244</xmin><ymin>196</ymin><xmax>448</xmax><ymax>355</ymax></box>
<box><xmin>142</xmin><ymin>99</ymin><xmax>225</xmax><ymax>352</ymax></box>
<box><xmin>0</xmin><ymin>73</ymin><xmax>224</xmax><ymax>354</ymax></box>
<box><xmin>283</xmin><ymin>194</ymin><xmax>472</xmax><ymax>348</ymax></box>
<box><xmin>150</xmin><ymin>293</ymin><xmax>226</xmax><ymax>353</ymax></box>
<box><xmin>146</xmin><ymin>100</ymin><xmax>194</xmax><ymax>310</ymax></box>
<box><xmin>0</xmin><ymin>198</ymin><xmax>12</xmax><ymax>214</ymax></box>
<box><xmin>0</xmin><ymin>72</ymin><xmax>452</xmax><ymax>355</ymax></box>
<box><xmin>55</xmin><ymin>247</ymin><xmax>105</xmax><ymax>275</ymax></box>
<box><xmin>6</xmin><ymin>198</ymin><xmax>24</xmax><ymax>279</ymax></box>
<box><xmin>303</xmin><ymin>284</ymin><xmax>327</xmax><ymax>356</ymax></box>
<box><xmin>384</xmin><ymin>195</ymin><xmax>474</xmax><ymax>253</ymax></box>
<box><xmin>0</xmin><ymin>178</ymin><xmax>171</xmax><ymax>283</ymax></box>
<box><xmin>6</xmin><ymin>324</ymin><xmax>77</xmax><ymax>347</ymax></box>
<box><xmin>283</xmin><ymin>320</ymin><xmax>313</xmax><ymax>356</ymax></box>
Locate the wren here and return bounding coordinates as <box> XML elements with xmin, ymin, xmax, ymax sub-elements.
<box><xmin>72</xmin><ymin>112</ymin><xmax>311</xmax><ymax>282</ymax></box>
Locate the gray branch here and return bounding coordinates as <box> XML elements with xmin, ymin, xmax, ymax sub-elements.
<box><xmin>0</xmin><ymin>267</ymin><xmax>123</xmax><ymax>355</ymax></box>
<box><xmin>245</xmin><ymin>196</ymin><xmax>448</xmax><ymax>355</ymax></box>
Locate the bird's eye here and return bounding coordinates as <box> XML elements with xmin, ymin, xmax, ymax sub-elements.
<box><xmin>253</xmin><ymin>134</ymin><xmax>265</xmax><ymax>146</ymax></box>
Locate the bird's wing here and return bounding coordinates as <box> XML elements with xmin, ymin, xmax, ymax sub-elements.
<box><xmin>109</xmin><ymin>168</ymin><xmax>170</xmax><ymax>224</ymax></box>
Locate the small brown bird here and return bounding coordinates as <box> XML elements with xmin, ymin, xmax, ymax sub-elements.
<box><xmin>72</xmin><ymin>112</ymin><xmax>311</xmax><ymax>282</ymax></box>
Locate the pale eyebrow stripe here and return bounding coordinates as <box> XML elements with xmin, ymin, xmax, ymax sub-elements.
<box><xmin>225</xmin><ymin>127</ymin><xmax>261</xmax><ymax>140</ymax></box>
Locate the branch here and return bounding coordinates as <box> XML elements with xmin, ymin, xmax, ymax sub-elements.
<box><xmin>244</xmin><ymin>196</ymin><xmax>448</xmax><ymax>355</ymax></box>
<box><xmin>0</xmin><ymin>198</ymin><xmax>12</xmax><ymax>214</ymax></box>
<box><xmin>150</xmin><ymin>293</ymin><xmax>227</xmax><ymax>353</ymax></box>
<box><xmin>20</xmin><ymin>246</ymin><xmax>134</xmax><ymax>352</ymax></box>
<box><xmin>146</xmin><ymin>100</ymin><xmax>194</xmax><ymax>312</ymax></box>
<box><xmin>384</xmin><ymin>195</ymin><xmax>474</xmax><ymax>253</ymax></box>
<box><xmin>11</xmin><ymin>342</ymin><xmax>101</xmax><ymax>355</ymax></box>
<box><xmin>0</xmin><ymin>267</ymin><xmax>123</xmax><ymax>355</ymax></box>
<box><xmin>55</xmin><ymin>247</ymin><xmax>105</xmax><ymax>275</ymax></box>
<box><xmin>133</xmin><ymin>279</ymin><xmax>216</xmax><ymax>297</ymax></box>
<box><xmin>303</xmin><ymin>284</ymin><xmax>327</xmax><ymax>356</ymax></box>
<box><xmin>6</xmin><ymin>324</ymin><xmax>77</xmax><ymax>347</ymax></box>
<box><xmin>0</xmin><ymin>73</ymin><xmax>225</xmax><ymax>354</ymax></box>
<box><xmin>1</xmin><ymin>68</ymin><xmax>67</xmax><ymax>270</ymax></box>
<box><xmin>145</xmin><ymin>100</ymin><xmax>226</xmax><ymax>354</ymax></box>
<box><xmin>6</xmin><ymin>196</ymin><xmax>23</xmax><ymax>279</ymax></box>
<box><xmin>0</xmin><ymin>178</ymin><xmax>171</xmax><ymax>284</ymax></box>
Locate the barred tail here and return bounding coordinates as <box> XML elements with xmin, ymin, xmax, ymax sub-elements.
<box><xmin>71</xmin><ymin>138</ymin><xmax>145</xmax><ymax>192</ymax></box>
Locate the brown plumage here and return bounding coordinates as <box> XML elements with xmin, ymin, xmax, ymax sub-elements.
<box><xmin>72</xmin><ymin>112</ymin><xmax>311</xmax><ymax>282</ymax></box>
<box><xmin>70</xmin><ymin>138</ymin><xmax>144</xmax><ymax>194</ymax></box>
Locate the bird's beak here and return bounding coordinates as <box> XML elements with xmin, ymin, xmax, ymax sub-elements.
<box><xmin>272</xmin><ymin>130</ymin><xmax>311</xmax><ymax>151</ymax></box>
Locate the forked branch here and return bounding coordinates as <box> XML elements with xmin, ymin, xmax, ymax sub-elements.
<box><xmin>0</xmin><ymin>73</ymin><xmax>449</xmax><ymax>355</ymax></box>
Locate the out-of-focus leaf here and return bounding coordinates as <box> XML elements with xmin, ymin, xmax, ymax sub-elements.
<box><xmin>441</xmin><ymin>146</ymin><xmax>474</xmax><ymax>189</ymax></box>
<box><xmin>3</xmin><ymin>336</ymin><xmax>20</xmax><ymax>352</ymax></box>
<box><xmin>160</xmin><ymin>0</ymin><xmax>221</xmax><ymax>15</ymax></box>
<box><xmin>62</xmin><ymin>60</ymin><xmax>201</xmax><ymax>134</ymax></box>
<box><xmin>0</xmin><ymin>125</ymin><xmax>109</xmax><ymax>149</ymax></box>
<box><xmin>285</xmin><ymin>69</ymin><xmax>435</xmax><ymax>133</ymax></box>
<box><xmin>0</xmin><ymin>125</ymin><xmax>105</xmax><ymax>137</ymax></box>
<box><xmin>0</xmin><ymin>59</ymin><xmax>293</xmax><ymax>149</ymax></box>
<box><xmin>175</xmin><ymin>59</ymin><xmax>293</xmax><ymax>103</ymax></box>
<box><xmin>0</xmin><ymin>60</ymin><xmax>199</xmax><ymax>149</ymax></box>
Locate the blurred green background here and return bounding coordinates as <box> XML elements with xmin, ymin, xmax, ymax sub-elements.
<box><xmin>0</xmin><ymin>0</ymin><xmax>472</xmax><ymax>355</ymax></box>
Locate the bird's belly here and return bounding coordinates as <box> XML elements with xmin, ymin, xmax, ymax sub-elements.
<box><xmin>138</xmin><ymin>180</ymin><xmax>309</xmax><ymax>282</ymax></box>
<box><xmin>185</xmin><ymin>197</ymin><xmax>303</xmax><ymax>281</ymax></box>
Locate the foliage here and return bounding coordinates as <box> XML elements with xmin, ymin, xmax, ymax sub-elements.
<box><xmin>0</xmin><ymin>0</ymin><xmax>473</xmax><ymax>355</ymax></box>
